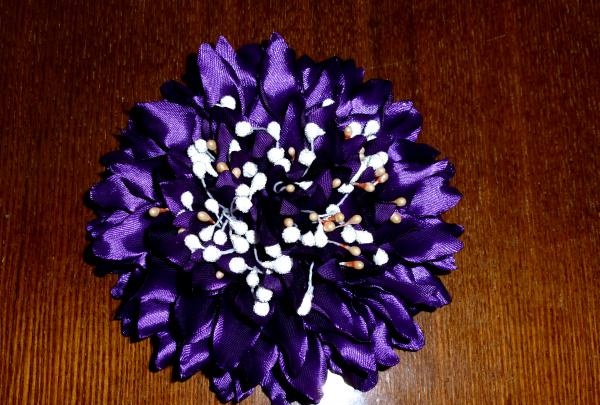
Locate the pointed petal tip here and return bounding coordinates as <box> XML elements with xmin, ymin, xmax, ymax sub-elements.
<box><xmin>268</xmin><ymin>32</ymin><xmax>291</xmax><ymax>51</ymax></box>
<box><xmin>270</xmin><ymin>32</ymin><xmax>285</xmax><ymax>42</ymax></box>
<box><xmin>215</xmin><ymin>35</ymin><xmax>234</xmax><ymax>51</ymax></box>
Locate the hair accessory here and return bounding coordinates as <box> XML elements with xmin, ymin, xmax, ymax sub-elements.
<box><xmin>87</xmin><ymin>33</ymin><xmax>463</xmax><ymax>404</ymax></box>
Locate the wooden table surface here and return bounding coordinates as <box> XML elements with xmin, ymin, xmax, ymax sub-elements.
<box><xmin>1</xmin><ymin>1</ymin><xmax>598</xmax><ymax>404</ymax></box>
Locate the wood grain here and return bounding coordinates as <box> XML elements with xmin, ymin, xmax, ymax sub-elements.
<box><xmin>1</xmin><ymin>1</ymin><xmax>598</xmax><ymax>404</ymax></box>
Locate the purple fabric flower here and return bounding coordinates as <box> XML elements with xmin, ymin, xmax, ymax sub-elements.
<box><xmin>87</xmin><ymin>33</ymin><xmax>463</xmax><ymax>404</ymax></box>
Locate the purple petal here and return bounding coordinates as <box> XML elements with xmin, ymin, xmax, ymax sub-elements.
<box><xmin>131</xmin><ymin>101</ymin><xmax>200</xmax><ymax>151</ymax></box>
<box><xmin>213</xmin><ymin>300</ymin><xmax>261</xmax><ymax>369</ymax></box>
<box><xmin>198</xmin><ymin>42</ymin><xmax>241</xmax><ymax>108</ymax></box>
<box><xmin>260</xmin><ymin>33</ymin><xmax>299</xmax><ymax>118</ymax></box>
<box><xmin>392</xmin><ymin>221</ymin><xmax>464</xmax><ymax>263</ymax></box>
<box><xmin>89</xmin><ymin>175</ymin><xmax>149</xmax><ymax>212</ymax></box>
<box><xmin>410</xmin><ymin>176</ymin><xmax>462</xmax><ymax>216</ymax></box>
<box><xmin>91</xmin><ymin>208</ymin><xmax>151</xmax><ymax>265</ymax></box>
<box><xmin>151</xmin><ymin>331</ymin><xmax>177</xmax><ymax>370</ymax></box>
<box><xmin>270</xmin><ymin>312</ymin><xmax>308</xmax><ymax>376</ymax></box>
<box><xmin>280</xmin><ymin>335</ymin><xmax>327</xmax><ymax>403</ymax></box>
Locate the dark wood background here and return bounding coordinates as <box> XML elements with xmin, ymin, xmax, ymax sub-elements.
<box><xmin>1</xmin><ymin>1</ymin><xmax>598</xmax><ymax>404</ymax></box>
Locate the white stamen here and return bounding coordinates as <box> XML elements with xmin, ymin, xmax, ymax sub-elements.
<box><xmin>373</xmin><ymin>248</ymin><xmax>389</xmax><ymax>265</ymax></box>
<box><xmin>246</xmin><ymin>270</ymin><xmax>260</xmax><ymax>288</ymax></box>
<box><xmin>341</xmin><ymin>226</ymin><xmax>357</xmax><ymax>243</ymax></box>
<box><xmin>245</xmin><ymin>230</ymin><xmax>256</xmax><ymax>244</ymax></box>
<box><xmin>229</xmin><ymin>139</ymin><xmax>241</xmax><ymax>154</ymax></box>
<box><xmin>203</xmin><ymin>157</ymin><xmax>219</xmax><ymax>177</ymax></box>
<box><xmin>253</xmin><ymin>301</ymin><xmax>270</xmax><ymax>316</ymax></box>
<box><xmin>325</xmin><ymin>204</ymin><xmax>340</xmax><ymax>215</ymax></box>
<box><xmin>184</xmin><ymin>234</ymin><xmax>202</xmax><ymax>252</ymax></box>
<box><xmin>192</xmin><ymin>163</ymin><xmax>206</xmax><ymax>179</ymax></box>
<box><xmin>242</xmin><ymin>161</ymin><xmax>258</xmax><ymax>177</ymax></box>
<box><xmin>250</xmin><ymin>172</ymin><xmax>267</xmax><ymax>193</ymax></box>
<box><xmin>297</xmin><ymin>291</ymin><xmax>313</xmax><ymax>316</ymax></box>
<box><xmin>267</xmin><ymin>147</ymin><xmax>285</xmax><ymax>163</ymax></box>
<box><xmin>297</xmin><ymin>181</ymin><xmax>313</xmax><ymax>190</ymax></box>
<box><xmin>301</xmin><ymin>231</ymin><xmax>316</xmax><ymax>247</ymax></box>
<box><xmin>368</xmin><ymin>151</ymin><xmax>389</xmax><ymax>170</ymax></box>
<box><xmin>297</xmin><ymin>263</ymin><xmax>314</xmax><ymax>316</ymax></box>
<box><xmin>355</xmin><ymin>230</ymin><xmax>374</xmax><ymax>244</ymax></box>
<box><xmin>261</xmin><ymin>260</ymin><xmax>274</xmax><ymax>270</ymax></box>
<box><xmin>235</xmin><ymin>197</ymin><xmax>252</xmax><ymax>213</ymax></box>
<box><xmin>304</xmin><ymin>123</ymin><xmax>325</xmax><ymax>143</ymax></box>
<box><xmin>187</xmin><ymin>145</ymin><xmax>201</xmax><ymax>161</ymax></box>
<box><xmin>364</xmin><ymin>120</ymin><xmax>380</xmax><ymax>136</ymax></box>
<box><xmin>298</xmin><ymin>149</ymin><xmax>316</xmax><ymax>166</ymax></box>
<box><xmin>322</xmin><ymin>98</ymin><xmax>335</xmax><ymax>107</ymax></box>
<box><xmin>204</xmin><ymin>198</ymin><xmax>219</xmax><ymax>215</ymax></box>
<box><xmin>180</xmin><ymin>191</ymin><xmax>194</xmax><ymax>211</ymax></box>
<box><xmin>348</xmin><ymin>122</ymin><xmax>363</xmax><ymax>137</ymax></box>
<box><xmin>242</xmin><ymin>161</ymin><xmax>258</xmax><ymax>178</ymax></box>
<box><xmin>230</xmin><ymin>219</ymin><xmax>249</xmax><ymax>235</ymax></box>
<box><xmin>275</xmin><ymin>158</ymin><xmax>291</xmax><ymax>172</ymax></box>
<box><xmin>282</xmin><ymin>226</ymin><xmax>301</xmax><ymax>243</ymax></box>
<box><xmin>229</xmin><ymin>257</ymin><xmax>247</xmax><ymax>273</ymax></box>
<box><xmin>218</xmin><ymin>95</ymin><xmax>236</xmax><ymax>110</ymax></box>
<box><xmin>267</xmin><ymin>121</ymin><xmax>281</xmax><ymax>141</ymax></box>
<box><xmin>192</xmin><ymin>154</ymin><xmax>217</xmax><ymax>178</ymax></box>
<box><xmin>235</xmin><ymin>121</ymin><xmax>253</xmax><ymax>137</ymax></box>
<box><xmin>338</xmin><ymin>184</ymin><xmax>354</xmax><ymax>194</ymax></box>
<box><xmin>314</xmin><ymin>224</ymin><xmax>328</xmax><ymax>248</ymax></box>
<box><xmin>202</xmin><ymin>245</ymin><xmax>222</xmax><ymax>262</ymax></box>
<box><xmin>235</xmin><ymin>184</ymin><xmax>251</xmax><ymax>197</ymax></box>
<box><xmin>273</xmin><ymin>255</ymin><xmax>293</xmax><ymax>274</ymax></box>
<box><xmin>265</xmin><ymin>244</ymin><xmax>282</xmax><ymax>258</ymax></box>
<box><xmin>231</xmin><ymin>234</ymin><xmax>250</xmax><ymax>253</ymax></box>
<box><xmin>255</xmin><ymin>286</ymin><xmax>273</xmax><ymax>302</ymax></box>
<box><xmin>194</xmin><ymin>139</ymin><xmax>208</xmax><ymax>153</ymax></box>
<box><xmin>199</xmin><ymin>225</ymin><xmax>216</xmax><ymax>242</ymax></box>
<box><xmin>213</xmin><ymin>229</ymin><xmax>228</xmax><ymax>246</ymax></box>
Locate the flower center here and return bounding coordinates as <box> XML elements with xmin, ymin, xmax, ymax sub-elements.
<box><xmin>156</xmin><ymin>99</ymin><xmax>397</xmax><ymax>316</ymax></box>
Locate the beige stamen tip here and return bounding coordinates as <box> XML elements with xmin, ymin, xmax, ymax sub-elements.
<box><xmin>197</xmin><ymin>211</ymin><xmax>212</xmax><ymax>222</ymax></box>
<box><xmin>344</xmin><ymin>126</ymin><xmax>353</xmax><ymax>139</ymax></box>
<box><xmin>394</xmin><ymin>197</ymin><xmax>407</xmax><ymax>207</ymax></box>
<box><xmin>334</xmin><ymin>212</ymin><xmax>345</xmax><ymax>223</ymax></box>
<box><xmin>332</xmin><ymin>178</ymin><xmax>342</xmax><ymax>188</ymax></box>
<box><xmin>309</xmin><ymin>212</ymin><xmax>319</xmax><ymax>222</ymax></box>
<box><xmin>341</xmin><ymin>260</ymin><xmax>364</xmax><ymax>270</ymax></box>
<box><xmin>285</xmin><ymin>184</ymin><xmax>296</xmax><ymax>193</ymax></box>
<box><xmin>283</xmin><ymin>217</ymin><xmax>294</xmax><ymax>227</ymax></box>
<box><xmin>347</xmin><ymin>214</ymin><xmax>362</xmax><ymax>225</ymax></box>
<box><xmin>360</xmin><ymin>182</ymin><xmax>375</xmax><ymax>192</ymax></box>
<box><xmin>375</xmin><ymin>167</ymin><xmax>386</xmax><ymax>177</ymax></box>
<box><xmin>323</xmin><ymin>221</ymin><xmax>336</xmax><ymax>232</ymax></box>
<box><xmin>377</xmin><ymin>173</ymin><xmax>389</xmax><ymax>184</ymax></box>
<box><xmin>215</xmin><ymin>271</ymin><xmax>225</xmax><ymax>279</ymax></box>
<box><xmin>231</xmin><ymin>167</ymin><xmax>241</xmax><ymax>178</ymax></box>
<box><xmin>390</xmin><ymin>212</ymin><xmax>402</xmax><ymax>224</ymax></box>
<box><xmin>348</xmin><ymin>246</ymin><xmax>361</xmax><ymax>256</ymax></box>
<box><xmin>216</xmin><ymin>162</ymin><xmax>229</xmax><ymax>173</ymax></box>
<box><xmin>206</xmin><ymin>139</ymin><xmax>217</xmax><ymax>151</ymax></box>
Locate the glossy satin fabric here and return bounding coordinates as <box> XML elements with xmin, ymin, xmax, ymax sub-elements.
<box><xmin>87</xmin><ymin>33</ymin><xmax>463</xmax><ymax>405</ymax></box>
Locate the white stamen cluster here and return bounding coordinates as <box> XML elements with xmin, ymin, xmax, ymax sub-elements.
<box><xmin>179</xmin><ymin>99</ymin><xmax>393</xmax><ymax>317</ymax></box>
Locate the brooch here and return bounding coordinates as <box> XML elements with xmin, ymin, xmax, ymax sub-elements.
<box><xmin>87</xmin><ymin>33</ymin><xmax>463</xmax><ymax>404</ymax></box>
